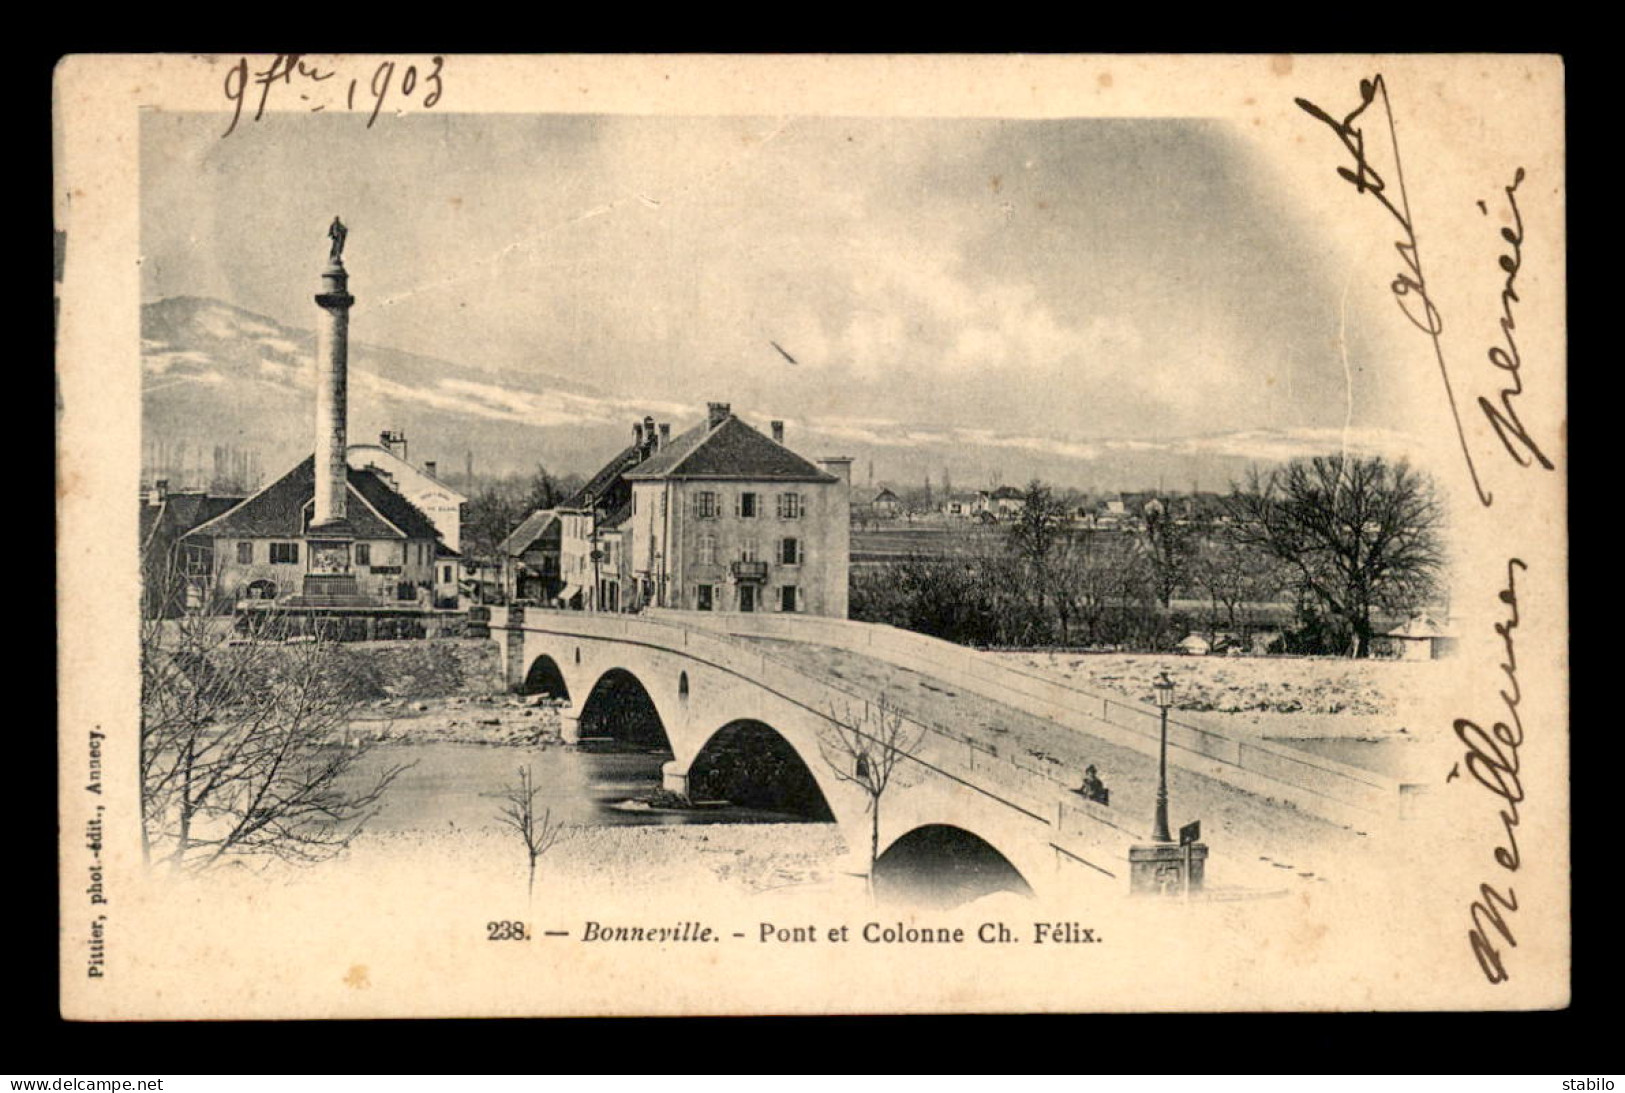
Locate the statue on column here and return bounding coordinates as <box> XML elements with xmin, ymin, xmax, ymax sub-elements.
<box><xmin>327</xmin><ymin>216</ymin><xmax>348</xmax><ymax>263</ymax></box>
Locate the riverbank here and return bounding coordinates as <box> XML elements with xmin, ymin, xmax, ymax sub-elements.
<box><xmin>348</xmin><ymin>690</ymin><xmax>566</xmax><ymax>747</ymax></box>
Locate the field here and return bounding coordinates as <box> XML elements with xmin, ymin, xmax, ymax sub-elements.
<box><xmin>850</xmin><ymin>521</ymin><xmax>1001</xmax><ymax>569</ymax></box>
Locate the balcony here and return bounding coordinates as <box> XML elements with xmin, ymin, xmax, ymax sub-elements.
<box><xmin>730</xmin><ymin>560</ymin><xmax>768</xmax><ymax>582</ymax></box>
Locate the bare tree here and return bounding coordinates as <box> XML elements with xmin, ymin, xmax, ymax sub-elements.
<box><xmin>494</xmin><ymin>765</ymin><xmax>571</xmax><ymax>899</ymax></box>
<box><xmin>1047</xmin><ymin>528</ymin><xmax>1130</xmax><ymax>646</ymax></box>
<box><xmin>139</xmin><ymin>550</ymin><xmax>412</xmax><ymax>870</ymax></box>
<box><xmin>1139</xmin><ymin>497</ymin><xmax>1196</xmax><ymax>610</ymax></box>
<box><xmin>1006</xmin><ymin>479</ymin><xmax>1068</xmax><ymax>637</ymax></box>
<box><xmin>818</xmin><ymin>697</ymin><xmax>926</xmax><ymax>898</ymax></box>
<box><xmin>1190</xmin><ymin>524</ymin><xmax>1285</xmax><ymax>640</ymax></box>
<box><xmin>463</xmin><ymin>485</ymin><xmax>526</xmax><ymax>568</ymax></box>
<box><xmin>1226</xmin><ymin>454</ymin><xmax>1445</xmax><ymax>657</ymax></box>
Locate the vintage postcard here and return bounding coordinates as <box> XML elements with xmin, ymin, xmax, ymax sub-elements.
<box><xmin>55</xmin><ymin>53</ymin><xmax>1568</xmax><ymax>1017</ymax></box>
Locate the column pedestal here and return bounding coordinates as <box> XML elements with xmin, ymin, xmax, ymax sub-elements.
<box><xmin>1129</xmin><ymin>842</ymin><xmax>1208</xmax><ymax>897</ymax></box>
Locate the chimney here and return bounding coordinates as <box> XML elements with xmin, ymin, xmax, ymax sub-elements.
<box><xmin>817</xmin><ymin>456</ymin><xmax>854</xmax><ymax>487</ymax></box>
<box><xmin>643</xmin><ymin>415</ymin><xmax>658</xmax><ymax>452</ymax></box>
<box><xmin>707</xmin><ymin>402</ymin><xmax>731</xmax><ymax>429</ymax></box>
<box><xmin>771</xmin><ymin>420</ymin><xmax>785</xmax><ymax>444</ymax></box>
<box><xmin>155</xmin><ymin>478</ymin><xmax>169</xmax><ymax>502</ymax></box>
<box><xmin>379</xmin><ymin>429</ymin><xmax>409</xmax><ymax>462</ymax></box>
<box><xmin>659</xmin><ymin>423</ymin><xmax>671</xmax><ymax>445</ymax></box>
<box><xmin>634</xmin><ymin>421</ymin><xmax>644</xmax><ymax>449</ymax></box>
<box><xmin>424</xmin><ymin>460</ymin><xmax>437</xmax><ymax>479</ymax></box>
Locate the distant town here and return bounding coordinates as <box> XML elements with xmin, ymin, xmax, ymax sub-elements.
<box><xmin>143</xmin><ymin>406</ymin><xmax>1452</xmax><ymax>663</ymax></box>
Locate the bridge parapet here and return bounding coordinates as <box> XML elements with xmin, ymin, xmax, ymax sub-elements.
<box><xmin>647</xmin><ymin>609</ymin><xmax>1417</xmax><ymax>828</ymax></box>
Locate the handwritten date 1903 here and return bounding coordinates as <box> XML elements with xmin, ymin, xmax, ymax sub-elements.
<box><xmin>222</xmin><ymin>54</ymin><xmax>444</xmax><ymax>138</ymax></box>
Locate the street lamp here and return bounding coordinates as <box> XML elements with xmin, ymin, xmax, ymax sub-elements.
<box><xmin>1152</xmin><ymin>670</ymin><xmax>1175</xmax><ymax>843</ymax></box>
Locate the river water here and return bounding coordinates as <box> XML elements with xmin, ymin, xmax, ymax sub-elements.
<box><xmin>352</xmin><ymin>742</ymin><xmax>815</xmax><ymax>833</ymax></box>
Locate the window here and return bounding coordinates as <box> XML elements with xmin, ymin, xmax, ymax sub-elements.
<box><xmin>780</xmin><ymin>537</ymin><xmax>800</xmax><ymax>565</ymax></box>
<box><xmin>355</xmin><ymin>543</ymin><xmax>372</xmax><ymax>566</ymax></box>
<box><xmin>778</xmin><ymin>493</ymin><xmax>802</xmax><ymax>519</ymax></box>
<box><xmin>697</xmin><ymin>535</ymin><xmax>717</xmax><ymax>565</ymax></box>
<box><xmin>695</xmin><ymin>584</ymin><xmax>714</xmax><ymax>611</ymax></box>
<box><xmin>739</xmin><ymin>539</ymin><xmax>760</xmax><ymax>562</ymax></box>
<box><xmin>696</xmin><ymin>491</ymin><xmax>718</xmax><ymax>519</ymax></box>
<box><xmin>780</xmin><ymin>585</ymin><xmax>798</xmax><ymax>613</ymax></box>
<box><xmin>270</xmin><ymin>542</ymin><xmax>299</xmax><ymax>565</ymax></box>
<box><xmin>236</xmin><ymin>541</ymin><xmax>253</xmax><ymax>565</ymax></box>
<box><xmin>739</xmin><ymin>492</ymin><xmax>758</xmax><ymax>519</ymax></box>
<box><xmin>183</xmin><ymin>545</ymin><xmax>212</xmax><ymax>576</ymax></box>
<box><xmin>441</xmin><ymin>565</ymin><xmax>452</xmax><ymax>583</ymax></box>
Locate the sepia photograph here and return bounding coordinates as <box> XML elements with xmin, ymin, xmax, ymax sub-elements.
<box><xmin>56</xmin><ymin>53</ymin><xmax>1569</xmax><ymax>1018</ymax></box>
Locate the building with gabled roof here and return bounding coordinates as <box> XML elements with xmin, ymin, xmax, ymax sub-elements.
<box><xmin>180</xmin><ymin>455</ymin><xmax>443</xmax><ymax>608</ymax></box>
<box><xmin>858</xmin><ymin>487</ymin><xmax>910</xmax><ymax>519</ymax></box>
<box><xmin>620</xmin><ymin>402</ymin><xmax>850</xmax><ymax>617</ymax></box>
<box><xmin>1380</xmin><ymin>613</ymin><xmax>1458</xmax><ymax>660</ymax></box>
<box><xmin>499</xmin><ymin>508</ymin><xmax>562</xmax><ymax>604</ymax></box>
<box><xmin>140</xmin><ymin>482</ymin><xmax>247</xmax><ymax>617</ymax></box>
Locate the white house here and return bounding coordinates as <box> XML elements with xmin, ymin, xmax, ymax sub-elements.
<box><xmin>347</xmin><ymin>432</ymin><xmax>466</xmax><ymax>552</ymax></box>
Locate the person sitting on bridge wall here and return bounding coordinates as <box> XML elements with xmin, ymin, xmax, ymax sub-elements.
<box><xmin>1075</xmin><ymin>764</ymin><xmax>1109</xmax><ymax>806</ymax></box>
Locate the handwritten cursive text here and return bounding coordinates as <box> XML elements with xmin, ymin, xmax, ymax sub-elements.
<box><xmin>1477</xmin><ymin>168</ymin><xmax>1556</xmax><ymax>474</ymax></box>
<box><xmin>1451</xmin><ymin>558</ymin><xmax>1528</xmax><ymax>984</ymax></box>
<box><xmin>1296</xmin><ymin>76</ymin><xmax>1494</xmax><ymax>506</ymax></box>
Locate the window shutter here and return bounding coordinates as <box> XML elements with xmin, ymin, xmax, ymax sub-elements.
<box><xmin>797</xmin><ymin>494</ymin><xmax>805</xmax><ymax>519</ymax></box>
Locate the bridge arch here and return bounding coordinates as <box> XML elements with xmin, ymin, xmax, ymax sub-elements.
<box><xmin>577</xmin><ymin>667</ymin><xmax>672</xmax><ymax>751</ymax></box>
<box><xmin>520</xmin><ymin>654</ymin><xmax>571</xmax><ymax>701</ymax></box>
<box><xmin>873</xmin><ymin>824</ymin><xmax>1034</xmax><ymax>908</ymax></box>
<box><xmin>688</xmin><ymin>719</ymin><xmax>835</xmax><ymax>821</ymax></box>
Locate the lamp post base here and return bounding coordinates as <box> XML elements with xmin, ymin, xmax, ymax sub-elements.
<box><xmin>1129</xmin><ymin>842</ymin><xmax>1208</xmax><ymax>898</ymax></box>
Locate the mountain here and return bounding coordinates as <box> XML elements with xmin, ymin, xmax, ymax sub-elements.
<box><xmin>140</xmin><ymin>296</ymin><xmax>1415</xmax><ymax>495</ymax></box>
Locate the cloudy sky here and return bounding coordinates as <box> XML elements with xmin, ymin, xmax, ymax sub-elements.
<box><xmin>141</xmin><ymin>111</ymin><xmax>1417</xmax><ymax>481</ymax></box>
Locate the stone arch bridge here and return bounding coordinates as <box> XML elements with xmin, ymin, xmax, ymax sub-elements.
<box><xmin>488</xmin><ymin>606</ymin><xmax>1418</xmax><ymax>900</ymax></box>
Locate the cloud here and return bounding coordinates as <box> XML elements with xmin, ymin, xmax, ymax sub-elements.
<box><xmin>349</xmin><ymin>373</ymin><xmax>693</xmax><ymax>432</ymax></box>
<box><xmin>144</xmin><ymin>349</ymin><xmax>212</xmax><ymax>376</ymax></box>
<box><xmin>792</xmin><ymin>412</ymin><xmax>1417</xmax><ymax>467</ymax></box>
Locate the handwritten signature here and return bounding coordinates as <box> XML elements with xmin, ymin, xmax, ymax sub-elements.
<box><xmin>221</xmin><ymin>54</ymin><xmax>444</xmax><ymax>138</ymax></box>
<box><xmin>1447</xmin><ymin>558</ymin><xmax>1528</xmax><ymax>985</ymax></box>
<box><xmin>1296</xmin><ymin>77</ymin><xmax>1555</xmax><ymax>507</ymax></box>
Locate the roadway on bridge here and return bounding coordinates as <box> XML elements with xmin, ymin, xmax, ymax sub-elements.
<box><xmin>742</xmin><ymin>637</ymin><xmax>1368</xmax><ymax>890</ymax></box>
